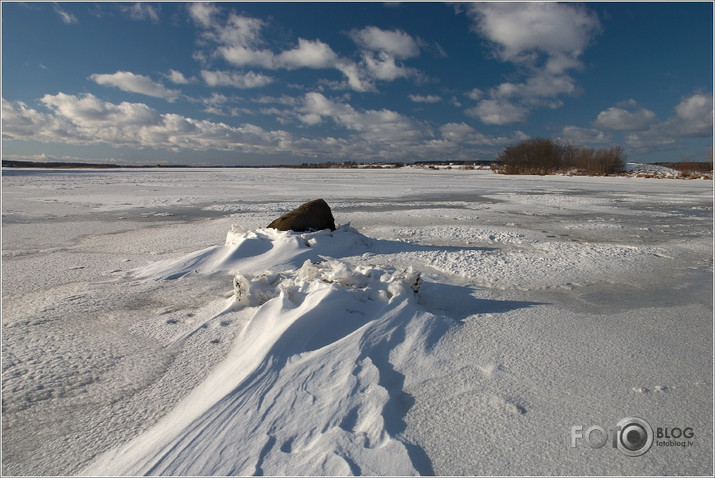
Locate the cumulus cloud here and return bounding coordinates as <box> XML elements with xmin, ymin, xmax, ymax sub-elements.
<box><xmin>196</xmin><ymin>12</ymin><xmax>353</xmax><ymax>85</ymax></box>
<box><xmin>495</xmin><ymin>71</ymin><xmax>579</xmax><ymax>103</ymax></box>
<box><xmin>624</xmin><ymin>130</ymin><xmax>677</xmax><ymax>151</ymax></box>
<box><xmin>219</xmin><ymin>46</ymin><xmax>277</xmax><ymax>69</ymax></box>
<box><xmin>89</xmin><ymin>71</ymin><xmax>181</xmax><ymax>101</ymax></box>
<box><xmin>53</xmin><ymin>4</ymin><xmax>78</xmax><ymax>24</ymax></box>
<box><xmin>277</xmin><ymin>39</ymin><xmax>339</xmax><ymax>69</ymax></box>
<box><xmin>3</xmin><ymin>93</ymin><xmax>523</xmax><ymax>163</ymax></box>
<box><xmin>201</xmin><ymin>70</ymin><xmax>273</xmax><ymax>88</ymax></box>
<box><xmin>465</xmin><ymin>98</ymin><xmax>528</xmax><ymax>125</ymax></box>
<box><xmin>333</xmin><ymin>61</ymin><xmax>375</xmax><ymax>92</ymax></box>
<box><xmin>167</xmin><ymin>69</ymin><xmax>193</xmax><ymax>85</ymax></box>
<box><xmin>671</xmin><ymin>92</ymin><xmax>713</xmax><ymax>137</ymax></box>
<box><xmin>623</xmin><ymin>92</ymin><xmax>713</xmax><ymax>151</ymax></box>
<box><xmin>121</xmin><ymin>3</ymin><xmax>160</xmax><ymax>23</ymax></box>
<box><xmin>461</xmin><ymin>3</ymin><xmax>600</xmax><ymax>124</ymax></box>
<box><xmin>349</xmin><ymin>26</ymin><xmax>420</xmax><ymax>59</ymax></box>
<box><xmin>594</xmin><ymin>100</ymin><xmax>658</xmax><ymax>131</ymax></box>
<box><xmin>42</xmin><ymin>92</ymin><xmax>162</xmax><ymax>129</ymax></box>
<box><xmin>2</xmin><ymin>94</ymin><xmax>292</xmax><ymax>153</ymax></box>
<box><xmin>189</xmin><ymin>7</ymin><xmax>420</xmax><ymax>92</ymax></box>
<box><xmin>439</xmin><ymin>122</ymin><xmax>525</xmax><ymax>146</ymax></box>
<box><xmin>298</xmin><ymin>92</ymin><xmax>432</xmax><ymax>147</ymax></box>
<box><xmin>558</xmin><ymin>125</ymin><xmax>611</xmax><ymax>145</ymax></box>
<box><xmin>187</xmin><ymin>2</ymin><xmax>220</xmax><ymax>29</ymax></box>
<box><xmin>214</xmin><ymin>14</ymin><xmax>266</xmax><ymax>51</ymax></box>
<box><xmin>292</xmin><ymin>92</ymin><xmax>482</xmax><ymax>161</ymax></box>
<box><xmin>464</xmin><ymin>2</ymin><xmax>600</xmax><ymax>70</ymax></box>
<box><xmin>2</xmin><ymin>98</ymin><xmax>72</xmax><ymax>139</ymax></box>
<box><xmin>359</xmin><ymin>51</ymin><xmax>417</xmax><ymax>82</ymax></box>
<box><xmin>409</xmin><ymin>94</ymin><xmax>441</xmax><ymax>103</ymax></box>
<box><xmin>349</xmin><ymin>26</ymin><xmax>421</xmax><ymax>84</ymax></box>
<box><xmin>192</xmin><ymin>92</ymin><xmax>251</xmax><ymax>117</ymax></box>
<box><xmin>466</xmin><ymin>88</ymin><xmax>483</xmax><ymax>101</ymax></box>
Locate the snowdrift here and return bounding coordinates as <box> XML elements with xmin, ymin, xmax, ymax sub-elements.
<box><xmin>84</xmin><ymin>225</ymin><xmax>454</xmax><ymax>475</ymax></box>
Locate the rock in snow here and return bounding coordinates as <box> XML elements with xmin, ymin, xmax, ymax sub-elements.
<box><xmin>267</xmin><ymin>198</ymin><xmax>337</xmax><ymax>232</ymax></box>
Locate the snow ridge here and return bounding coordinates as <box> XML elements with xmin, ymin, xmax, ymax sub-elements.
<box><xmin>83</xmin><ymin>226</ymin><xmax>452</xmax><ymax>476</ymax></box>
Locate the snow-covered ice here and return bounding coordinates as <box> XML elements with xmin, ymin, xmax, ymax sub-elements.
<box><xmin>2</xmin><ymin>168</ymin><xmax>712</xmax><ymax>475</ymax></box>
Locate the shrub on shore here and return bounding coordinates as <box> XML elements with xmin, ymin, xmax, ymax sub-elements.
<box><xmin>495</xmin><ymin>138</ymin><xmax>626</xmax><ymax>176</ymax></box>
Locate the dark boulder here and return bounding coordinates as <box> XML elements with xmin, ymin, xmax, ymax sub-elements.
<box><xmin>267</xmin><ymin>199</ymin><xmax>336</xmax><ymax>232</ymax></box>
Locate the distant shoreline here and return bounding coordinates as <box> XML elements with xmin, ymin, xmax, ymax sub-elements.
<box><xmin>1</xmin><ymin>159</ymin><xmax>494</xmax><ymax>170</ymax></box>
<box><xmin>2</xmin><ymin>159</ymin><xmax>711</xmax><ymax>180</ymax></box>
<box><xmin>3</xmin><ymin>158</ymin><xmax>712</xmax><ymax>169</ymax></box>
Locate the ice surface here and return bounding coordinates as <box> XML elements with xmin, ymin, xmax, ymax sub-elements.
<box><xmin>2</xmin><ymin>168</ymin><xmax>712</xmax><ymax>475</ymax></box>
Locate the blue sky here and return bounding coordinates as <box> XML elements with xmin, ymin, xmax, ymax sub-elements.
<box><xmin>2</xmin><ymin>2</ymin><xmax>712</xmax><ymax>166</ymax></box>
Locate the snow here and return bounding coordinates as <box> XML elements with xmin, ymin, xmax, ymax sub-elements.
<box><xmin>2</xmin><ymin>168</ymin><xmax>712</xmax><ymax>476</ymax></box>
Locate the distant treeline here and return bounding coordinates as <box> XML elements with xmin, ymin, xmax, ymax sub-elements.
<box><xmin>278</xmin><ymin>161</ymin><xmax>364</xmax><ymax>169</ymax></box>
<box><xmin>3</xmin><ymin>159</ymin><xmax>490</xmax><ymax>170</ymax></box>
<box><xmin>280</xmin><ymin>159</ymin><xmax>496</xmax><ymax>169</ymax></box>
<box><xmin>654</xmin><ymin>161</ymin><xmax>713</xmax><ymax>173</ymax></box>
<box><xmin>5</xmin><ymin>156</ymin><xmax>711</xmax><ymax>173</ymax></box>
<box><xmin>3</xmin><ymin>160</ymin><xmax>122</xmax><ymax>169</ymax></box>
<box><xmin>1</xmin><ymin>160</ymin><xmax>195</xmax><ymax>169</ymax></box>
<box><xmin>492</xmin><ymin>138</ymin><xmax>627</xmax><ymax>176</ymax></box>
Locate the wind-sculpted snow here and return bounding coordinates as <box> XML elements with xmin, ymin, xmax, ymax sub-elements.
<box><xmin>4</xmin><ymin>169</ymin><xmax>712</xmax><ymax>476</ymax></box>
<box><xmin>84</xmin><ymin>226</ymin><xmax>451</xmax><ymax>475</ymax></box>
<box><xmin>136</xmin><ymin>225</ymin><xmax>372</xmax><ymax>280</ymax></box>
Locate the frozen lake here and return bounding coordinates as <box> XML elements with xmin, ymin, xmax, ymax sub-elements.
<box><xmin>2</xmin><ymin>168</ymin><xmax>712</xmax><ymax>475</ymax></box>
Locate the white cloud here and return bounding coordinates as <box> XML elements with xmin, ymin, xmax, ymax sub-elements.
<box><xmin>298</xmin><ymin>92</ymin><xmax>432</xmax><ymax>147</ymax></box>
<box><xmin>349</xmin><ymin>26</ymin><xmax>420</xmax><ymax>59</ymax></box>
<box><xmin>409</xmin><ymin>94</ymin><xmax>441</xmax><ymax>104</ymax></box>
<box><xmin>3</xmin><ymin>94</ymin><xmax>523</xmax><ymax>163</ymax></box>
<box><xmin>439</xmin><ymin>122</ymin><xmax>521</xmax><ymax>146</ymax></box>
<box><xmin>89</xmin><ymin>71</ymin><xmax>181</xmax><ymax>101</ymax></box>
<box><xmin>215</xmin><ymin>39</ymin><xmax>383</xmax><ymax>92</ymax></box>
<box><xmin>53</xmin><ymin>4</ymin><xmax>78</xmax><ymax>24</ymax></box>
<box><xmin>215</xmin><ymin>13</ymin><xmax>266</xmax><ymax>48</ymax></box>
<box><xmin>558</xmin><ymin>126</ymin><xmax>611</xmax><ymax>145</ymax></box>
<box><xmin>624</xmin><ymin>129</ymin><xmax>677</xmax><ymax>151</ymax></box>
<box><xmin>464</xmin><ymin>3</ymin><xmax>600</xmax><ymax>70</ymax></box>
<box><xmin>3</xmin><ymin>94</ymin><xmax>293</xmax><ymax>153</ymax></box>
<box><xmin>187</xmin><ymin>2</ymin><xmax>219</xmax><ymax>29</ymax></box>
<box><xmin>2</xmin><ymin>98</ymin><xmax>72</xmax><ymax>139</ymax></box>
<box><xmin>277</xmin><ymin>39</ymin><xmax>339</xmax><ymax>69</ymax></box>
<box><xmin>461</xmin><ymin>3</ymin><xmax>600</xmax><ymax>124</ymax></box>
<box><xmin>594</xmin><ymin>100</ymin><xmax>658</xmax><ymax>131</ymax></box>
<box><xmin>201</xmin><ymin>70</ymin><xmax>274</xmax><ymax>89</ymax></box>
<box><xmin>219</xmin><ymin>46</ymin><xmax>276</xmax><ymax>69</ymax></box>
<box><xmin>193</xmin><ymin>92</ymin><xmax>249</xmax><ymax>116</ymax></box>
<box><xmin>334</xmin><ymin>61</ymin><xmax>375</xmax><ymax>93</ymax></box>
<box><xmin>298</xmin><ymin>92</ymin><xmax>335</xmax><ymax>125</ymax></box>
<box><xmin>191</xmin><ymin>9</ymin><xmax>420</xmax><ymax>92</ymax></box>
<box><xmin>496</xmin><ymin>72</ymin><xmax>579</xmax><ymax>102</ymax></box>
<box><xmin>359</xmin><ymin>51</ymin><xmax>417</xmax><ymax>82</ymax></box>
<box><xmin>121</xmin><ymin>3</ymin><xmax>160</xmax><ymax>23</ymax></box>
<box><xmin>672</xmin><ymin>92</ymin><xmax>713</xmax><ymax>136</ymax></box>
<box><xmin>465</xmin><ymin>98</ymin><xmax>528</xmax><ymax>125</ymax></box>
<box><xmin>253</xmin><ymin>95</ymin><xmax>300</xmax><ymax>106</ymax></box>
<box><xmin>167</xmin><ymin>69</ymin><xmax>192</xmax><ymax>84</ymax></box>
<box><xmin>348</xmin><ymin>27</ymin><xmax>421</xmax><ymax>84</ymax></box>
<box><xmin>466</xmin><ymin>88</ymin><xmax>483</xmax><ymax>101</ymax></box>
<box><xmin>42</xmin><ymin>92</ymin><xmax>162</xmax><ymax>129</ymax></box>
<box><xmin>439</xmin><ymin>122</ymin><xmax>477</xmax><ymax>143</ymax></box>
<box><xmin>623</xmin><ymin>92</ymin><xmax>713</xmax><ymax>152</ymax></box>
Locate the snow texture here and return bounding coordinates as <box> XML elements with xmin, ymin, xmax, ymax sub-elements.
<box><xmin>2</xmin><ymin>167</ymin><xmax>712</xmax><ymax>476</ymax></box>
